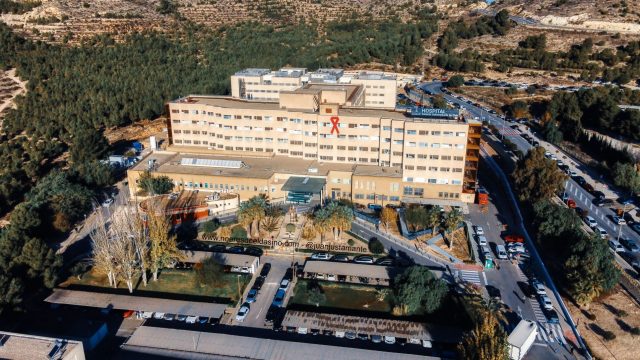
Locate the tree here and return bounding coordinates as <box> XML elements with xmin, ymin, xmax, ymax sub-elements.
<box><xmin>380</xmin><ymin>207</ymin><xmax>397</xmax><ymax>232</ymax></box>
<box><xmin>613</xmin><ymin>162</ymin><xmax>640</xmax><ymax>195</ymax></box>
<box><xmin>443</xmin><ymin>208</ymin><xmax>463</xmax><ymax>249</ymax></box>
<box><xmin>90</xmin><ymin>211</ymin><xmax>118</xmax><ymax>287</ymax></box>
<box><xmin>137</xmin><ymin>171</ymin><xmax>174</xmax><ymax>195</ymax></box>
<box><xmin>195</xmin><ymin>257</ymin><xmax>224</xmax><ymax>287</ymax></box>
<box><xmin>457</xmin><ymin>313</ymin><xmax>508</xmax><ymax>360</ymax></box>
<box><xmin>306</xmin><ymin>280</ymin><xmax>326</xmax><ymax>307</ymax></box>
<box><xmin>147</xmin><ymin>210</ymin><xmax>184</xmax><ymax>282</ymax></box>
<box><xmin>201</xmin><ymin>219</ymin><xmax>220</xmax><ymax>235</ymax></box>
<box><xmin>424</xmin><ymin>206</ymin><xmax>441</xmax><ymax>234</ymax></box>
<box><xmin>301</xmin><ymin>224</ymin><xmax>317</xmax><ymax>241</ymax></box>
<box><xmin>405</xmin><ymin>205</ymin><xmax>427</xmax><ymax>232</ymax></box>
<box><xmin>392</xmin><ymin>266</ymin><xmax>448</xmax><ymax>315</ymax></box>
<box><xmin>432</xmin><ymin>94</ymin><xmax>447</xmax><ymax>109</ymax></box>
<box><xmin>446</xmin><ymin>75</ymin><xmax>464</xmax><ymax>88</ymax></box>
<box><xmin>512</xmin><ymin>147</ymin><xmax>567</xmax><ymax>203</ymax></box>
<box><xmin>541</xmin><ymin>120</ymin><xmax>563</xmax><ymax>144</ymax></box>
<box><xmin>368</xmin><ymin>237</ymin><xmax>385</xmax><ymax>254</ymax></box>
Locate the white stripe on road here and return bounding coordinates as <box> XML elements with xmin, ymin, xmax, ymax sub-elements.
<box><xmin>482</xmin><ymin>272</ymin><xmax>487</xmax><ymax>285</ymax></box>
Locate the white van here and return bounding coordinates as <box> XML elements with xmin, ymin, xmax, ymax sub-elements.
<box><xmin>584</xmin><ymin>216</ymin><xmax>597</xmax><ymax>228</ymax></box>
<box><xmin>496</xmin><ymin>245</ymin><xmax>508</xmax><ymax>260</ymax></box>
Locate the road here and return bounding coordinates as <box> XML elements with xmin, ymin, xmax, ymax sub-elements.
<box><xmin>420</xmin><ymin>82</ymin><xmax>589</xmax><ymax>358</ymax></box>
<box><xmin>421</xmin><ymin>81</ymin><xmax>640</xmax><ymax>277</ymax></box>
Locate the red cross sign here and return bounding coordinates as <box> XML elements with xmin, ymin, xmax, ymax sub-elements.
<box><xmin>330</xmin><ymin>116</ymin><xmax>340</xmax><ymax>135</ymax></box>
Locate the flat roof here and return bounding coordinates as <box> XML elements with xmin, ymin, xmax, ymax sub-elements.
<box><xmin>181</xmin><ymin>251</ymin><xmax>258</xmax><ymax>267</ymax></box>
<box><xmin>355</xmin><ymin>71</ymin><xmax>397</xmax><ymax>81</ymax></box>
<box><xmin>281</xmin><ymin>176</ymin><xmax>327</xmax><ymax>193</ymax></box>
<box><xmin>171</xmin><ymin>95</ymin><xmax>467</xmax><ymax>124</ymax></box>
<box><xmin>303</xmin><ymin>260</ymin><xmax>397</xmax><ymax>280</ymax></box>
<box><xmin>281</xmin><ymin>311</ymin><xmax>448</xmax><ymax>341</ymax></box>
<box><xmin>507</xmin><ymin>320</ymin><xmax>538</xmax><ymax>348</ymax></box>
<box><xmin>122</xmin><ymin>326</ymin><xmax>436</xmax><ymax>360</ymax></box>
<box><xmin>45</xmin><ymin>289</ymin><xmax>228</xmax><ymax>318</ymax></box>
<box><xmin>235</xmin><ymin>68</ymin><xmax>270</xmax><ymax>76</ymax></box>
<box><xmin>0</xmin><ymin>331</ymin><xmax>83</xmax><ymax>360</ymax></box>
<box><xmin>130</xmin><ymin>151</ymin><xmax>357</xmax><ymax>180</ymax></box>
<box><xmin>353</xmin><ymin>164</ymin><xmax>403</xmax><ymax>178</ymax></box>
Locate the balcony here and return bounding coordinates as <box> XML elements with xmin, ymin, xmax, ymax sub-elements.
<box><xmin>466</xmin><ymin>151</ymin><xmax>479</xmax><ymax>161</ymax></box>
<box><xmin>466</xmin><ymin>142</ymin><xmax>480</xmax><ymax>150</ymax></box>
<box><xmin>465</xmin><ymin>161</ymin><xmax>478</xmax><ymax>170</ymax></box>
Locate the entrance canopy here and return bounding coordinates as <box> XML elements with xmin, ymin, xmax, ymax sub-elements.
<box><xmin>281</xmin><ymin>177</ymin><xmax>326</xmax><ymax>194</ymax></box>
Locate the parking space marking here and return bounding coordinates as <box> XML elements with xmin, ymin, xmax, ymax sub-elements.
<box><xmin>482</xmin><ymin>272</ymin><xmax>487</xmax><ymax>285</ymax></box>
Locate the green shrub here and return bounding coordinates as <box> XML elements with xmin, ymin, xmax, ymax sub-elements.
<box><xmin>617</xmin><ymin>309</ymin><xmax>628</xmax><ymax>317</ymax></box>
<box><xmin>231</xmin><ymin>225</ymin><xmax>247</xmax><ymax>239</ymax></box>
<box><xmin>585</xmin><ymin>312</ymin><xmax>597</xmax><ymax>321</ymax></box>
<box><xmin>201</xmin><ymin>219</ymin><xmax>220</xmax><ymax>234</ymax></box>
<box><xmin>368</xmin><ymin>237</ymin><xmax>385</xmax><ymax>254</ymax></box>
<box><xmin>347</xmin><ymin>239</ymin><xmax>355</xmax><ymax>246</ymax></box>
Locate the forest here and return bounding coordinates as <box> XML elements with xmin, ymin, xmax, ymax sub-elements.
<box><xmin>0</xmin><ymin>15</ymin><xmax>438</xmax><ymax>315</ymax></box>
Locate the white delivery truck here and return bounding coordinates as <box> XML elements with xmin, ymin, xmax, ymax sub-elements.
<box><xmin>508</xmin><ymin>320</ymin><xmax>537</xmax><ymax>360</ymax></box>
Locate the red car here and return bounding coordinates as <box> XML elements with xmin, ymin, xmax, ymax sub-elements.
<box><xmin>505</xmin><ymin>235</ymin><xmax>524</xmax><ymax>243</ymax></box>
<box><xmin>566</xmin><ymin>199</ymin><xmax>576</xmax><ymax>209</ymax></box>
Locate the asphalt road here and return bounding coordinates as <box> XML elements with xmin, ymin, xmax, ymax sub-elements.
<box><xmin>421</xmin><ymin>82</ymin><xmax>640</xmax><ymax>277</ymax></box>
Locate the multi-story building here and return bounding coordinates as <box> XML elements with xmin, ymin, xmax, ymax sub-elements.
<box><xmin>128</xmin><ymin>74</ymin><xmax>480</xmax><ymax>206</ymax></box>
<box><xmin>230</xmin><ymin>67</ymin><xmax>398</xmax><ymax>109</ymax></box>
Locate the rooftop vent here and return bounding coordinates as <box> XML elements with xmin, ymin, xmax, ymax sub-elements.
<box><xmin>180</xmin><ymin>158</ymin><xmax>244</xmax><ymax>169</ymax></box>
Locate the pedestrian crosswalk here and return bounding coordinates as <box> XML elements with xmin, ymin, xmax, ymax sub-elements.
<box><xmin>531</xmin><ymin>301</ymin><xmax>547</xmax><ymax>323</ymax></box>
<box><xmin>458</xmin><ymin>270</ymin><xmax>483</xmax><ymax>286</ymax></box>
<box><xmin>499</xmin><ymin>128</ymin><xmax>520</xmax><ymax>137</ymax></box>
<box><xmin>536</xmin><ymin>322</ymin><xmax>567</xmax><ymax>345</ymax></box>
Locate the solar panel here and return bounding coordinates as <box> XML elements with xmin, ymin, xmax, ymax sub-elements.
<box><xmin>180</xmin><ymin>158</ymin><xmax>243</xmax><ymax>169</ymax></box>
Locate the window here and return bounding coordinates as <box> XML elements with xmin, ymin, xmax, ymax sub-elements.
<box><xmin>406</xmin><ymin>130</ymin><xmax>417</xmax><ymax>135</ymax></box>
<box><xmin>337</xmin><ymin>156</ymin><xmax>346</xmax><ymax>161</ymax></box>
<box><xmin>407</xmin><ymin>142</ymin><xmax>416</xmax><ymax>147</ymax></box>
<box><xmin>440</xmin><ymin>167</ymin><xmax>450</xmax><ymax>172</ymax></box>
<box><xmin>404</xmin><ymin>165</ymin><xmax>414</xmax><ymax>170</ymax></box>
<box><xmin>443</xmin><ymin>131</ymin><xmax>453</xmax><ymax>136</ymax></box>
<box><xmin>403</xmin><ymin>187</ymin><xmax>413</xmax><ymax>196</ymax></box>
<box><xmin>359</xmin><ymin>147</ymin><xmax>368</xmax><ymax>151</ymax></box>
<box><xmin>390</xmin><ymin>196</ymin><xmax>400</xmax><ymax>201</ymax></box>
<box><xmin>355</xmin><ymin>194</ymin><xmax>365</xmax><ymax>199</ymax></box>
<box><xmin>454</xmin><ymin>156</ymin><xmax>464</xmax><ymax>161</ymax></box>
<box><xmin>394</xmin><ymin>140</ymin><xmax>403</xmax><ymax>145</ymax></box>
<box><xmin>173</xmin><ymin>130</ymin><xmax>182</xmax><ymax>134</ymax></box>
<box><xmin>417</xmin><ymin>166</ymin><xmax>426</xmax><ymax>170</ymax></box>
<box><xmin>394</xmin><ymin>128</ymin><xmax>403</xmax><ymax>133</ymax></box>
<box><xmin>414</xmin><ymin>188</ymin><xmax>424</xmax><ymax>196</ymax></box>
<box><xmin>278</xmin><ymin>149</ymin><xmax>289</xmax><ymax>154</ymax></box>
<box><xmin>383</xmin><ymin>126</ymin><xmax>391</xmax><ymax>131</ymax></box>
<box><xmin>429</xmin><ymin>155</ymin><xmax>439</xmax><ymax>160</ymax></box>
<box><xmin>419</xmin><ymin>142</ymin><xmax>428</xmax><ymax>148</ymax></box>
<box><xmin>320</xmin><ymin>156</ymin><xmax>333</xmax><ymax>161</ymax></box>
<box><xmin>441</xmin><ymin>144</ymin><xmax>452</xmax><ymax>149</ymax></box>
<box><xmin>171</xmin><ymin>109</ymin><xmax>179</xmax><ymax>113</ymax></box>
<box><xmin>429</xmin><ymin>167</ymin><xmax>438</xmax><ymax>171</ymax></box>
<box><xmin>455</xmin><ymin>144</ymin><xmax>465</xmax><ymax>149</ymax></box>
<box><xmin>431</xmin><ymin>131</ymin><xmax>441</xmax><ymax>136</ymax></box>
<box><xmin>457</xmin><ymin>132</ymin><xmax>466</xmax><ymax>137</ymax></box>
<box><xmin>405</xmin><ymin>154</ymin><xmax>415</xmax><ymax>159</ymax></box>
<box><xmin>431</xmin><ymin>143</ymin><xmax>440</xmax><ymax>148</ymax></box>
<box><xmin>453</xmin><ymin>168</ymin><xmax>463</xmax><ymax>173</ymax></box>
<box><xmin>337</xmin><ymin>146</ymin><xmax>346</xmax><ymax>150</ymax></box>
<box><xmin>348</xmin><ymin>146</ymin><xmax>357</xmax><ymax>151</ymax></box>
<box><xmin>441</xmin><ymin>155</ymin><xmax>451</xmax><ymax>160</ymax></box>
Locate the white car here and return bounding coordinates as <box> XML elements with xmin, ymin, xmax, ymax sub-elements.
<box><xmin>102</xmin><ymin>198</ymin><xmax>114</xmax><ymax>207</ymax></box>
<box><xmin>608</xmin><ymin>240</ymin><xmax>625</xmax><ymax>252</ymax></box>
<box><xmin>310</xmin><ymin>252</ymin><xmax>330</xmax><ymax>260</ymax></box>
<box><xmin>384</xmin><ymin>336</ymin><xmax>396</xmax><ymax>344</ymax></box>
<box><xmin>508</xmin><ymin>243</ymin><xmax>525</xmax><ymax>253</ymax></box>
<box><xmin>185</xmin><ymin>316</ymin><xmax>198</xmax><ymax>324</ymax></box>
<box><xmin>141</xmin><ymin>311</ymin><xmax>154</xmax><ymax>319</ymax></box>
<box><xmin>279</xmin><ymin>279</ymin><xmax>290</xmax><ymax>291</ymax></box>
<box><xmin>596</xmin><ymin>226</ymin><xmax>608</xmax><ymax>239</ymax></box>
<box><xmin>584</xmin><ymin>216</ymin><xmax>598</xmax><ymax>228</ymax></box>
<box><xmin>539</xmin><ymin>294</ymin><xmax>554</xmax><ymax>310</ymax></box>
<box><xmin>474</xmin><ymin>225</ymin><xmax>485</xmax><ymax>236</ymax></box>
<box><xmin>613</xmin><ymin>216</ymin><xmax>627</xmax><ymax>225</ymax></box>
<box><xmin>153</xmin><ymin>312</ymin><xmax>165</xmax><ymax>320</ymax></box>
<box><xmin>569</xmin><ymin>171</ymin><xmax>578</xmax><ymax>177</ymax></box>
<box><xmin>235</xmin><ymin>305</ymin><xmax>250</xmax><ymax>322</ymax></box>
<box><xmin>477</xmin><ymin>235</ymin><xmax>487</xmax><ymax>246</ymax></box>
<box><xmin>531</xmin><ymin>279</ymin><xmax>546</xmax><ymax>295</ymax></box>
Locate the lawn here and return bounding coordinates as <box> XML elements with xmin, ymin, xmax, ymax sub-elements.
<box><xmin>289</xmin><ymin>279</ymin><xmax>392</xmax><ymax>313</ymax></box>
<box><xmin>60</xmin><ymin>267</ymin><xmax>250</xmax><ymax>303</ymax></box>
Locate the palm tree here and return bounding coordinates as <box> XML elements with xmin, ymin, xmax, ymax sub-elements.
<box><xmin>334</xmin><ymin>205</ymin><xmax>353</xmax><ymax>241</ymax></box>
<box><xmin>237</xmin><ymin>201</ymin><xmax>253</xmax><ymax>235</ymax></box>
<box><xmin>424</xmin><ymin>206</ymin><xmax>441</xmax><ymax>235</ymax></box>
<box><xmin>313</xmin><ymin>207</ymin><xmax>331</xmax><ymax>244</ymax></box>
<box><xmin>250</xmin><ymin>196</ymin><xmax>267</xmax><ymax>235</ymax></box>
<box><xmin>444</xmin><ymin>208</ymin><xmax>463</xmax><ymax>250</ymax></box>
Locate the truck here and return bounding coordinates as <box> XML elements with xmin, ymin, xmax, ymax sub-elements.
<box><xmin>477</xmin><ymin>187</ymin><xmax>489</xmax><ymax>205</ymax></box>
<box><xmin>508</xmin><ymin>320</ymin><xmax>537</xmax><ymax>360</ymax></box>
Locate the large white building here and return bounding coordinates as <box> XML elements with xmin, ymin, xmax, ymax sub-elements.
<box><xmin>230</xmin><ymin>67</ymin><xmax>399</xmax><ymax>108</ymax></box>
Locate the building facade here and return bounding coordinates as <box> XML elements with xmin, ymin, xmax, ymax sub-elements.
<box><xmin>128</xmin><ymin>72</ymin><xmax>480</xmax><ymax>206</ymax></box>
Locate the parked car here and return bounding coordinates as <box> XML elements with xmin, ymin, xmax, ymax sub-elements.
<box><xmin>246</xmin><ymin>247</ymin><xmax>264</xmax><ymax>257</ymax></box>
<box><xmin>310</xmin><ymin>252</ymin><xmax>331</xmax><ymax>260</ymax></box>
<box><xmin>185</xmin><ymin>315</ymin><xmax>198</xmax><ymax>324</ymax></box>
<box><xmin>260</xmin><ymin>263</ymin><xmax>271</xmax><ymax>277</ymax></box>
<box><xmin>253</xmin><ymin>276</ymin><xmax>265</xmax><ymax>290</ymax></box>
<box><xmin>544</xmin><ymin>308</ymin><xmax>560</xmax><ymax>324</ymax></box>
<box><xmin>573</xmin><ymin>176</ymin><xmax>586</xmax><ymax>186</ymax></box>
<box><xmin>235</xmin><ymin>304</ymin><xmax>250</xmax><ymax>322</ymax></box>
<box><xmin>566</xmin><ymin>199</ymin><xmax>576</xmax><ymax>209</ymax></box>
<box><xmin>384</xmin><ymin>336</ymin><xmax>397</xmax><ymax>344</ymax></box>
<box><xmin>353</xmin><ymin>255</ymin><xmax>374</xmax><ymax>264</ymax></box>
<box><xmin>474</xmin><ymin>225</ymin><xmax>485</xmax><ymax>236</ymax></box>
<box><xmin>211</xmin><ymin>244</ymin><xmax>227</xmax><ymax>252</ymax></box>
<box><xmin>584</xmin><ymin>216</ymin><xmax>598</xmax><ymax>228</ymax></box>
<box><xmin>632</xmin><ymin>223</ymin><xmax>640</xmax><ymax>235</ymax></box>
<box><xmin>609</xmin><ymin>240</ymin><xmax>625</xmax><ymax>252</ymax></box>
<box><xmin>279</xmin><ymin>279</ymin><xmax>290</xmax><ymax>291</ymax></box>
<box><xmin>476</xmin><ymin>235</ymin><xmax>488</xmax><ymax>246</ymax></box>
<box><xmin>176</xmin><ymin>314</ymin><xmax>187</xmax><ymax>321</ymax></box>
<box><xmin>531</xmin><ymin>279</ymin><xmax>546</xmax><ymax>295</ymax></box>
<box><xmin>596</xmin><ymin>226</ymin><xmax>608</xmax><ymax>239</ymax></box>
<box><xmin>246</xmin><ymin>288</ymin><xmax>258</xmax><ymax>303</ymax></box>
<box><xmin>496</xmin><ymin>245</ymin><xmax>508</xmax><ymax>260</ymax></box>
<box><xmin>153</xmin><ymin>312</ymin><xmax>165</xmax><ymax>320</ymax></box>
<box><xmin>264</xmin><ymin>306</ymin><xmax>278</xmax><ymax>326</ymax></box>
<box><xmin>228</xmin><ymin>246</ymin><xmax>244</xmax><ymax>254</ymax></box>
<box><xmin>331</xmin><ymin>254</ymin><xmax>350</xmax><ymax>262</ymax></box>
<box><xmin>582</xmin><ymin>183</ymin><xmax>594</xmax><ymax>192</ymax></box>
<box><xmin>508</xmin><ymin>242</ymin><xmax>525</xmax><ymax>253</ymax></box>
<box><xmin>592</xmin><ymin>191</ymin><xmax>606</xmax><ymax>200</ymax></box>
<box><xmin>539</xmin><ymin>294</ymin><xmax>554</xmax><ymax>310</ymax></box>
<box><xmin>612</xmin><ymin>215</ymin><xmax>627</xmax><ymax>225</ymax></box>
<box><xmin>620</xmin><ymin>238</ymin><xmax>640</xmax><ymax>252</ymax></box>
<box><xmin>163</xmin><ymin>313</ymin><xmax>176</xmax><ymax>321</ymax></box>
